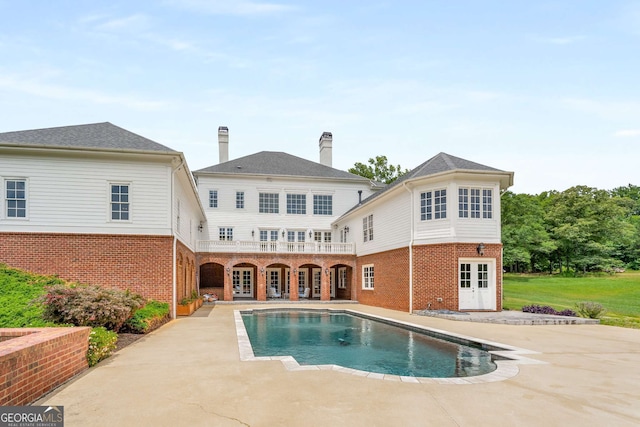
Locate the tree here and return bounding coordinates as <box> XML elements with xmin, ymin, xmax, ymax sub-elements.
<box><xmin>501</xmin><ymin>191</ymin><xmax>555</xmax><ymax>272</ymax></box>
<box><xmin>544</xmin><ymin>186</ymin><xmax>634</xmax><ymax>273</ymax></box>
<box><xmin>349</xmin><ymin>155</ymin><xmax>409</xmax><ymax>184</ymax></box>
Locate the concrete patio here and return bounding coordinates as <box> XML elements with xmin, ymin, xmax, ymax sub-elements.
<box><xmin>37</xmin><ymin>304</ymin><xmax>640</xmax><ymax>426</ymax></box>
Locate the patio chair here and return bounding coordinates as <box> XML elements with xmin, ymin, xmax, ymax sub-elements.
<box><xmin>268</xmin><ymin>287</ymin><xmax>282</xmax><ymax>299</ymax></box>
<box><xmin>299</xmin><ymin>287</ymin><xmax>310</xmax><ymax>299</ymax></box>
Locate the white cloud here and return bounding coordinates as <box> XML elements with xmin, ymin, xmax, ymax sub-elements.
<box><xmin>166</xmin><ymin>0</ymin><xmax>295</xmax><ymax>16</ymax></box>
<box><xmin>614</xmin><ymin>129</ymin><xmax>640</xmax><ymax>137</ymax></box>
<box><xmin>95</xmin><ymin>14</ymin><xmax>151</xmax><ymax>32</ymax></box>
<box><xmin>0</xmin><ymin>73</ymin><xmax>168</xmax><ymax>111</ymax></box>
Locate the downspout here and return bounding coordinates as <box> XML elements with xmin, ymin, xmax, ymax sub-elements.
<box><xmin>171</xmin><ymin>158</ymin><xmax>185</xmax><ymax>319</ymax></box>
<box><xmin>402</xmin><ymin>182</ymin><xmax>414</xmax><ymax>314</ymax></box>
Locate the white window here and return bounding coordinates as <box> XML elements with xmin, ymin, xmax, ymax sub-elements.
<box><xmin>482</xmin><ymin>189</ymin><xmax>493</xmax><ymax>219</ymax></box>
<box><xmin>209</xmin><ymin>190</ymin><xmax>218</xmax><ymax>208</ymax></box>
<box><xmin>286</xmin><ymin>194</ymin><xmax>306</xmax><ymax>214</ymax></box>
<box><xmin>219</xmin><ymin>227</ymin><xmax>233</xmax><ymax>241</ymax></box>
<box><xmin>478</xmin><ymin>263</ymin><xmax>489</xmax><ymax>288</ymax></box>
<box><xmin>5</xmin><ymin>179</ymin><xmax>27</xmax><ymax>219</ymax></box>
<box><xmin>259</xmin><ymin>229</ymin><xmax>279</xmax><ymax>251</ymax></box>
<box><xmin>362</xmin><ymin>264</ymin><xmax>374</xmax><ymax>289</ymax></box>
<box><xmin>110</xmin><ymin>183</ymin><xmax>130</xmax><ymax>221</ymax></box>
<box><xmin>363</xmin><ymin>214</ymin><xmax>373</xmax><ymax>242</ymax></box>
<box><xmin>313</xmin><ymin>194</ymin><xmax>332</xmax><ymax>215</ymax></box>
<box><xmin>421</xmin><ymin>189</ymin><xmax>446</xmax><ymax>220</ymax></box>
<box><xmin>236</xmin><ymin>191</ymin><xmax>244</xmax><ymax>209</ymax></box>
<box><xmin>460</xmin><ymin>263</ymin><xmax>471</xmax><ymax>288</ymax></box>
<box><xmin>259</xmin><ymin>193</ymin><xmax>279</xmax><ymax>213</ymax></box>
<box><xmin>459</xmin><ymin>187</ymin><xmax>493</xmax><ymax>219</ymax></box>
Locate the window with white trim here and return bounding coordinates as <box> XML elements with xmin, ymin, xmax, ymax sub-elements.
<box><xmin>236</xmin><ymin>191</ymin><xmax>244</xmax><ymax>209</ymax></box>
<box><xmin>482</xmin><ymin>189</ymin><xmax>493</xmax><ymax>219</ymax></box>
<box><xmin>286</xmin><ymin>194</ymin><xmax>306</xmax><ymax>214</ymax></box>
<box><xmin>363</xmin><ymin>214</ymin><xmax>373</xmax><ymax>242</ymax></box>
<box><xmin>460</xmin><ymin>263</ymin><xmax>471</xmax><ymax>288</ymax></box>
<box><xmin>362</xmin><ymin>264</ymin><xmax>374</xmax><ymax>289</ymax></box>
<box><xmin>5</xmin><ymin>179</ymin><xmax>27</xmax><ymax>218</ymax></box>
<box><xmin>420</xmin><ymin>189</ymin><xmax>446</xmax><ymax>220</ymax></box>
<box><xmin>313</xmin><ymin>194</ymin><xmax>332</xmax><ymax>215</ymax></box>
<box><xmin>219</xmin><ymin>227</ymin><xmax>233</xmax><ymax>241</ymax></box>
<box><xmin>478</xmin><ymin>263</ymin><xmax>489</xmax><ymax>288</ymax></box>
<box><xmin>459</xmin><ymin>187</ymin><xmax>493</xmax><ymax>219</ymax></box>
<box><xmin>110</xmin><ymin>184</ymin><xmax>130</xmax><ymax>221</ymax></box>
<box><xmin>259</xmin><ymin>193</ymin><xmax>279</xmax><ymax>213</ymax></box>
<box><xmin>209</xmin><ymin>190</ymin><xmax>218</xmax><ymax>208</ymax></box>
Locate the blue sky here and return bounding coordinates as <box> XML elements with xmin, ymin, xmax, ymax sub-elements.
<box><xmin>1</xmin><ymin>1</ymin><xmax>639</xmax><ymax>194</ymax></box>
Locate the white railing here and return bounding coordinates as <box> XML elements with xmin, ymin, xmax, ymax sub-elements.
<box><xmin>197</xmin><ymin>240</ymin><xmax>355</xmax><ymax>254</ymax></box>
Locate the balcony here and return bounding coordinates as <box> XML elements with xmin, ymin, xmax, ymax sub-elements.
<box><xmin>197</xmin><ymin>240</ymin><xmax>355</xmax><ymax>254</ymax></box>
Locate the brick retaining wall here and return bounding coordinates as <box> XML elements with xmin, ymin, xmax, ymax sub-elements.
<box><xmin>0</xmin><ymin>327</ymin><xmax>91</xmax><ymax>406</ymax></box>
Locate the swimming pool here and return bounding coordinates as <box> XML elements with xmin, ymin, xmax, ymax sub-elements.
<box><xmin>240</xmin><ymin>309</ymin><xmax>503</xmax><ymax>378</ymax></box>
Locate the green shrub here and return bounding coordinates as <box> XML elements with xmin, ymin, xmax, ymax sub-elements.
<box><xmin>87</xmin><ymin>327</ymin><xmax>118</xmax><ymax>367</ymax></box>
<box><xmin>0</xmin><ymin>264</ymin><xmax>64</xmax><ymax>327</ymax></box>
<box><xmin>37</xmin><ymin>284</ymin><xmax>144</xmax><ymax>332</ymax></box>
<box><xmin>124</xmin><ymin>300</ymin><xmax>170</xmax><ymax>334</ymax></box>
<box><xmin>575</xmin><ymin>301</ymin><xmax>606</xmax><ymax>319</ymax></box>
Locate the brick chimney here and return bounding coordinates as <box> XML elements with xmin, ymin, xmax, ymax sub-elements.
<box><xmin>319</xmin><ymin>131</ymin><xmax>332</xmax><ymax>167</ymax></box>
<box><xmin>218</xmin><ymin>126</ymin><xmax>229</xmax><ymax>164</ymax></box>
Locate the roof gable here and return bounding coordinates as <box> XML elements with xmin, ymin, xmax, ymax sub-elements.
<box><xmin>0</xmin><ymin>122</ymin><xmax>176</xmax><ymax>153</ymax></box>
<box><xmin>194</xmin><ymin>151</ymin><xmax>370</xmax><ymax>181</ymax></box>
<box><xmin>339</xmin><ymin>152</ymin><xmax>511</xmax><ymax>218</ymax></box>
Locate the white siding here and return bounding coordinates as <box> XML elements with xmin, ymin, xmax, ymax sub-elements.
<box><xmin>0</xmin><ymin>151</ymin><xmax>172</xmax><ymax>235</ymax></box>
<box><xmin>335</xmin><ymin>175</ymin><xmax>504</xmax><ymax>254</ymax></box>
<box><xmin>173</xmin><ymin>168</ymin><xmax>205</xmax><ymax>250</ymax></box>
<box><xmin>348</xmin><ymin>190</ymin><xmax>412</xmax><ymax>256</ymax></box>
<box><xmin>196</xmin><ymin>174</ymin><xmax>373</xmax><ymax>242</ymax></box>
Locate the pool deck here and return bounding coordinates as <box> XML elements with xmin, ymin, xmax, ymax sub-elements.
<box><xmin>37</xmin><ymin>303</ymin><xmax>640</xmax><ymax>426</ymax></box>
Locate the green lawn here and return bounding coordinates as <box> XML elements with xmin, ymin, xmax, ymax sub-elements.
<box><xmin>503</xmin><ymin>272</ymin><xmax>640</xmax><ymax>328</ymax></box>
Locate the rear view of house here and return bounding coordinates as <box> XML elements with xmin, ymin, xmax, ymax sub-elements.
<box><xmin>1</xmin><ymin>122</ymin><xmax>513</xmax><ymax>315</ymax></box>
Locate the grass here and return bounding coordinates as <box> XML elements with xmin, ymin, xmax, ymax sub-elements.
<box><xmin>504</xmin><ymin>271</ymin><xmax>640</xmax><ymax>328</ymax></box>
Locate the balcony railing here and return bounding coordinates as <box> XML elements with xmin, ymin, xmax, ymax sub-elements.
<box><xmin>197</xmin><ymin>240</ymin><xmax>355</xmax><ymax>254</ymax></box>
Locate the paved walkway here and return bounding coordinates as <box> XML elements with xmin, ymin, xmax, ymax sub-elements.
<box><xmin>38</xmin><ymin>304</ymin><xmax>640</xmax><ymax>426</ymax></box>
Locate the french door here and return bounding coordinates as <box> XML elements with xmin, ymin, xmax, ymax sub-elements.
<box><xmin>458</xmin><ymin>259</ymin><xmax>495</xmax><ymax>310</ymax></box>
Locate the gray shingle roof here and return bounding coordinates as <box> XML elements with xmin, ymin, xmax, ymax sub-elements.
<box><xmin>340</xmin><ymin>152</ymin><xmax>508</xmax><ymax>217</ymax></box>
<box><xmin>194</xmin><ymin>151</ymin><xmax>371</xmax><ymax>181</ymax></box>
<box><xmin>0</xmin><ymin>122</ymin><xmax>176</xmax><ymax>153</ymax></box>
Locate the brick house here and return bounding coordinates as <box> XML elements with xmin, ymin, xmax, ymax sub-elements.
<box><xmin>0</xmin><ymin>123</ymin><xmax>206</xmax><ymax>317</ymax></box>
<box><xmin>0</xmin><ymin>123</ymin><xmax>513</xmax><ymax>315</ymax></box>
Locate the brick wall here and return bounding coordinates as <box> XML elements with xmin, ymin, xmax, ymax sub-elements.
<box><xmin>355</xmin><ymin>243</ymin><xmax>502</xmax><ymax>313</ymax></box>
<box><xmin>0</xmin><ymin>233</ymin><xmax>174</xmax><ymax>306</ymax></box>
<box><xmin>412</xmin><ymin>243</ymin><xmax>502</xmax><ymax>312</ymax></box>
<box><xmin>355</xmin><ymin>248</ymin><xmax>411</xmax><ymax>311</ymax></box>
<box><xmin>0</xmin><ymin>327</ymin><xmax>91</xmax><ymax>406</ymax></box>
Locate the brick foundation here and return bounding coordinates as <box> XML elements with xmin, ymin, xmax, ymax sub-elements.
<box><xmin>0</xmin><ymin>232</ymin><xmax>174</xmax><ymax>307</ymax></box>
<box><xmin>0</xmin><ymin>327</ymin><xmax>91</xmax><ymax>406</ymax></box>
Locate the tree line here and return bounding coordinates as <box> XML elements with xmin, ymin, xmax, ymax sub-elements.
<box><xmin>502</xmin><ymin>184</ymin><xmax>640</xmax><ymax>273</ymax></box>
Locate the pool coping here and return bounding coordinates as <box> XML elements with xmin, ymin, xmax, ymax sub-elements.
<box><xmin>234</xmin><ymin>308</ymin><xmax>546</xmax><ymax>384</ymax></box>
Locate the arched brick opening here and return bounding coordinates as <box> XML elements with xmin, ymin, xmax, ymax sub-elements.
<box><xmin>199</xmin><ymin>262</ymin><xmax>225</xmax><ymax>298</ymax></box>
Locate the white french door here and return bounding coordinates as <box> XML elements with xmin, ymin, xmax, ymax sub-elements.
<box><xmin>311</xmin><ymin>268</ymin><xmax>336</xmax><ymax>298</ymax></box>
<box><xmin>267</xmin><ymin>268</ymin><xmax>281</xmax><ymax>293</ymax></box>
<box><xmin>458</xmin><ymin>259</ymin><xmax>495</xmax><ymax>310</ymax></box>
<box><xmin>232</xmin><ymin>268</ymin><xmax>254</xmax><ymax>298</ymax></box>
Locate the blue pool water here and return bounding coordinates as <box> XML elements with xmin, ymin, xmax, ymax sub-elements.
<box><xmin>241</xmin><ymin>310</ymin><xmax>497</xmax><ymax>378</ymax></box>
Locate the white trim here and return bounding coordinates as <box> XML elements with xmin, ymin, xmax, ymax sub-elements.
<box><xmin>2</xmin><ymin>177</ymin><xmax>29</xmax><ymax>221</ymax></box>
<box><xmin>362</xmin><ymin>264</ymin><xmax>374</xmax><ymax>290</ymax></box>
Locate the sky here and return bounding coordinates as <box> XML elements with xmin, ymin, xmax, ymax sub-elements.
<box><xmin>1</xmin><ymin>1</ymin><xmax>639</xmax><ymax>194</ymax></box>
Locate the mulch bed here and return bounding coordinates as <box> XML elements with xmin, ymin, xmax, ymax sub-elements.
<box><xmin>114</xmin><ymin>333</ymin><xmax>144</xmax><ymax>352</ymax></box>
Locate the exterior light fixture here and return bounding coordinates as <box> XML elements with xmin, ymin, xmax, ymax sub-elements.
<box><xmin>260</xmin><ymin>267</ymin><xmax>265</xmax><ymax>275</ymax></box>
<box><xmin>251</xmin><ymin>230</ymin><xmax>254</xmax><ymax>237</ymax></box>
<box><xmin>309</xmin><ymin>230</ymin><xmax>313</xmax><ymax>238</ymax></box>
<box><xmin>325</xmin><ymin>268</ymin><xmax>329</xmax><ymax>275</ymax></box>
<box><xmin>477</xmin><ymin>243</ymin><xmax>485</xmax><ymax>256</ymax></box>
<box><xmin>198</xmin><ymin>222</ymin><xmax>203</xmax><ymax>232</ymax></box>
<box><xmin>293</xmin><ymin>268</ymin><xmax>297</xmax><ymax>274</ymax></box>
<box><xmin>344</xmin><ymin>226</ymin><xmax>350</xmax><ymax>233</ymax></box>
<box><xmin>282</xmin><ymin>230</ymin><xmax>285</xmax><ymax>238</ymax></box>
<box><xmin>225</xmin><ymin>267</ymin><xmax>230</xmax><ymax>274</ymax></box>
